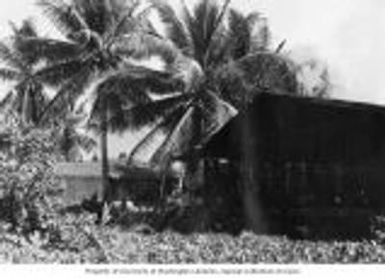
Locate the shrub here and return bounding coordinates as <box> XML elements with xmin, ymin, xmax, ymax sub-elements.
<box><xmin>0</xmin><ymin>124</ymin><xmax>61</xmax><ymax>238</ymax></box>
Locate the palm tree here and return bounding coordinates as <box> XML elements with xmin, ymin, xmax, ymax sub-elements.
<box><xmin>143</xmin><ymin>0</ymin><xmax>300</xmax><ymax>232</ymax></box>
<box><xmin>124</xmin><ymin>0</ymin><xmax>295</xmax><ymax>169</ymax></box>
<box><xmin>152</xmin><ymin>0</ymin><xmax>298</xmax><ymax>108</ymax></box>
<box><xmin>113</xmin><ymin>0</ymin><xmax>242</xmax><ymax>192</ymax></box>
<box><xmin>14</xmin><ymin>0</ymin><xmax>183</xmax><ymax>204</ymax></box>
<box><xmin>0</xmin><ymin>19</ymin><xmax>49</xmax><ymax>126</ymax></box>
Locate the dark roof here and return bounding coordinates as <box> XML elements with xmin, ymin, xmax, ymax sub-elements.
<box><xmin>270</xmin><ymin>93</ymin><xmax>385</xmax><ymax>115</ymax></box>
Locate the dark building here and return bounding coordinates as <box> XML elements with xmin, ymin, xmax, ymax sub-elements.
<box><xmin>203</xmin><ymin>93</ymin><xmax>385</xmax><ymax>238</ymax></box>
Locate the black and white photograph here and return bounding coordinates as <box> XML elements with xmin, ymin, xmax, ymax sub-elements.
<box><xmin>0</xmin><ymin>0</ymin><xmax>385</xmax><ymax>275</ymax></box>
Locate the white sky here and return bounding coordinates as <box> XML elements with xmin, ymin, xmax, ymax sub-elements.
<box><xmin>1</xmin><ymin>0</ymin><xmax>385</xmax><ymax>158</ymax></box>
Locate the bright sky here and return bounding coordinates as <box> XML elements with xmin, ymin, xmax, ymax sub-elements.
<box><xmin>1</xmin><ymin>0</ymin><xmax>385</xmax><ymax>158</ymax></box>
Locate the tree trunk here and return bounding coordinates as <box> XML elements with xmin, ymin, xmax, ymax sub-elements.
<box><xmin>99</xmin><ymin>99</ymin><xmax>110</xmax><ymax>223</ymax></box>
<box><xmin>21</xmin><ymin>88</ymin><xmax>30</xmax><ymax>126</ymax></box>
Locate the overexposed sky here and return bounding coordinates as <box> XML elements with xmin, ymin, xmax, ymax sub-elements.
<box><xmin>1</xmin><ymin>0</ymin><xmax>385</xmax><ymax>104</ymax></box>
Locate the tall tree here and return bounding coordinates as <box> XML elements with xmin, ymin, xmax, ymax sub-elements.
<box><xmin>118</xmin><ymin>0</ymin><xmax>241</xmax><ymax>189</ymax></box>
<box><xmin>15</xmin><ymin>0</ymin><xmax>183</xmax><ymax>204</ymax></box>
<box><xmin>0</xmin><ymin>19</ymin><xmax>48</xmax><ymax>126</ymax></box>
<box><xmin>147</xmin><ymin>0</ymin><xmax>299</xmax><ymax>232</ymax></box>
<box><xmin>125</xmin><ymin>0</ymin><xmax>296</xmax><ymax>166</ymax></box>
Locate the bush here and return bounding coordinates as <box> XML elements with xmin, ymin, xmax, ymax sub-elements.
<box><xmin>0</xmin><ymin>125</ymin><xmax>61</xmax><ymax>237</ymax></box>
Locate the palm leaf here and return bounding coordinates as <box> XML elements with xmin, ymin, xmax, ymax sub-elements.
<box><xmin>14</xmin><ymin>37</ymin><xmax>83</xmax><ymax>64</ymax></box>
<box><xmin>0</xmin><ymin>68</ymin><xmax>22</xmax><ymax>82</ymax></box>
<box><xmin>101</xmin><ymin>63</ymin><xmax>182</xmax><ymax>96</ymax></box>
<box><xmin>200</xmin><ymin>90</ymin><xmax>238</xmax><ymax>143</ymax></box>
<box><xmin>117</xmin><ymin>93</ymin><xmax>191</xmax><ymax>131</ymax></box>
<box><xmin>111</xmin><ymin>32</ymin><xmax>180</xmax><ymax>65</ymax></box>
<box><xmin>0</xmin><ymin>92</ymin><xmax>15</xmax><ymax>111</ymax></box>
<box><xmin>228</xmin><ymin>9</ymin><xmax>252</xmax><ymax>59</ymax></box>
<box><xmin>105</xmin><ymin>0</ymin><xmax>149</xmax><ymax>40</ymax></box>
<box><xmin>37</xmin><ymin>66</ymin><xmax>94</xmax><ymax>123</ymax></box>
<box><xmin>72</xmin><ymin>0</ymin><xmax>130</xmax><ymax>36</ymax></box>
<box><xmin>128</xmin><ymin>104</ymin><xmax>191</xmax><ymax>165</ymax></box>
<box><xmin>182</xmin><ymin>0</ymin><xmax>230</xmax><ymax>68</ymax></box>
<box><xmin>150</xmin><ymin>105</ymin><xmax>195</xmax><ymax>166</ymax></box>
<box><xmin>0</xmin><ymin>42</ymin><xmax>26</xmax><ymax>70</ymax></box>
<box><xmin>150</xmin><ymin>0</ymin><xmax>192</xmax><ymax>56</ymax></box>
<box><xmin>86</xmin><ymin>67</ymin><xmax>183</xmax><ymax>133</ymax></box>
<box><xmin>203</xmin><ymin>0</ymin><xmax>231</xmax><ymax>68</ymax></box>
<box><xmin>12</xmin><ymin>19</ymin><xmax>38</xmax><ymax>38</ymax></box>
<box><xmin>37</xmin><ymin>0</ymin><xmax>88</xmax><ymax>38</ymax></box>
<box><xmin>35</xmin><ymin>59</ymin><xmax>91</xmax><ymax>87</ymax></box>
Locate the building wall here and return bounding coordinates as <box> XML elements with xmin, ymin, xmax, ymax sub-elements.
<box><xmin>60</xmin><ymin>176</ymin><xmax>103</xmax><ymax>206</ymax></box>
<box><xmin>204</xmin><ymin>93</ymin><xmax>385</xmax><ymax>236</ymax></box>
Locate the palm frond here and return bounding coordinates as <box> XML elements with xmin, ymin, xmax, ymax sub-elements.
<box><xmin>150</xmin><ymin>105</ymin><xmax>195</xmax><ymax>166</ymax></box>
<box><xmin>100</xmin><ymin>63</ymin><xmax>182</xmax><ymax>97</ymax></box>
<box><xmin>184</xmin><ymin>0</ymin><xmax>230</xmax><ymax>68</ymax></box>
<box><xmin>27</xmin><ymin>82</ymin><xmax>49</xmax><ymax>125</ymax></box>
<box><xmin>86</xmin><ymin>92</ymin><xmax>130</xmax><ymax>134</ymax></box>
<box><xmin>72</xmin><ymin>0</ymin><xmax>129</xmax><ymax>36</ymax></box>
<box><xmin>170</xmin><ymin>55</ymin><xmax>204</xmax><ymax>93</ymax></box>
<box><xmin>0</xmin><ymin>91</ymin><xmax>15</xmax><ymax>111</ymax></box>
<box><xmin>0</xmin><ymin>42</ymin><xmax>26</xmax><ymax>70</ymax></box>
<box><xmin>228</xmin><ymin>8</ymin><xmax>252</xmax><ymax>59</ymax></box>
<box><xmin>0</xmin><ymin>68</ymin><xmax>22</xmax><ymax>81</ymax></box>
<box><xmin>151</xmin><ymin>0</ymin><xmax>192</xmax><ymax>56</ymax></box>
<box><xmin>37</xmin><ymin>66</ymin><xmax>94</xmax><ymax>123</ymax></box>
<box><xmin>111</xmin><ymin>31</ymin><xmax>180</xmax><ymax>65</ymax></box>
<box><xmin>12</xmin><ymin>19</ymin><xmax>38</xmax><ymax>38</ymax></box>
<box><xmin>200</xmin><ymin>90</ymin><xmax>237</xmax><ymax>143</ymax></box>
<box><xmin>104</xmin><ymin>2</ymin><xmax>140</xmax><ymax>40</ymax></box>
<box><xmin>127</xmin><ymin>104</ymin><xmax>189</xmax><ymax>165</ymax></box>
<box><xmin>117</xmin><ymin>93</ymin><xmax>191</xmax><ymax>131</ymax></box>
<box><xmin>86</xmin><ymin>64</ymin><xmax>187</xmax><ymax>134</ymax></box>
<box><xmin>37</xmin><ymin>0</ymin><xmax>88</xmax><ymax>38</ymax></box>
<box><xmin>35</xmin><ymin>59</ymin><xmax>90</xmax><ymax>87</ymax></box>
<box><xmin>14</xmin><ymin>37</ymin><xmax>83</xmax><ymax>64</ymax></box>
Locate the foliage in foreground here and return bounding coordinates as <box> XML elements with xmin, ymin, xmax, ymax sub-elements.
<box><xmin>2</xmin><ymin>214</ymin><xmax>385</xmax><ymax>264</ymax></box>
<box><xmin>0</xmin><ymin>123</ymin><xmax>63</xmax><ymax>236</ymax></box>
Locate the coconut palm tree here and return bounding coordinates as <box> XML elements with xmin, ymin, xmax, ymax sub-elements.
<box><xmin>151</xmin><ymin>0</ymin><xmax>298</xmax><ymax>108</ymax></box>
<box><xmin>123</xmin><ymin>0</ymin><xmax>295</xmax><ymax>166</ymax></box>
<box><xmin>137</xmin><ymin>0</ymin><xmax>299</xmax><ymax>232</ymax></box>
<box><xmin>109</xmin><ymin>0</ymin><xmax>242</xmax><ymax>190</ymax></box>
<box><xmin>14</xmin><ymin>0</ymin><xmax>183</xmax><ymax>204</ymax></box>
<box><xmin>0</xmin><ymin>19</ymin><xmax>49</xmax><ymax>126</ymax></box>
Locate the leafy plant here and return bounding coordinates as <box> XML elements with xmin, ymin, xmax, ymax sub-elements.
<box><xmin>0</xmin><ymin>124</ymin><xmax>60</xmax><ymax>238</ymax></box>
